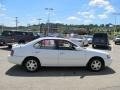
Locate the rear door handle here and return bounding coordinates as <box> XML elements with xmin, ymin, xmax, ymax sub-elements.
<box><xmin>35</xmin><ymin>51</ymin><xmax>40</xmax><ymax>53</ymax></box>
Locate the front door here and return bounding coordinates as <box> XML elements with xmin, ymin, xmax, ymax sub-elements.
<box><xmin>57</xmin><ymin>40</ymin><xmax>84</xmax><ymax>66</ymax></box>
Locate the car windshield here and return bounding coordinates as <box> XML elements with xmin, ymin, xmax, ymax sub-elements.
<box><xmin>94</xmin><ymin>33</ymin><xmax>107</xmax><ymax>38</ymax></box>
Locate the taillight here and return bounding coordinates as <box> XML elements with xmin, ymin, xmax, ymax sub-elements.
<box><xmin>10</xmin><ymin>50</ymin><xmax>14</xmax><ymax>56</ymax></box>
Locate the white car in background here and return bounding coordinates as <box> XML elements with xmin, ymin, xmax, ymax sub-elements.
<box><xmin>69</xmin><ymin>38</ymin><xmax>84</xmax><ymax>47</ymax></box>
<box><xmin>84</xmin><ymin>35</ymin><xmax>93</xmax><ymax>44</ymax></box>
<box><xmin>80</xmin><ymin>36</ymin><xmax>89</xmax><ymax>46</ymax></box>
<box><xmin>70</xmin><ymin>35</ymin><xmax>89</xmax><ymax>46</ymax></box>
<box><xmin>8</xmin><ymin>37</ymin><xmax>112</xmax><ymax>72</ymax></box>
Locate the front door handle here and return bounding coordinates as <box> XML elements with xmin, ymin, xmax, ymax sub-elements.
<box><xmin>60</xmin><ymin>52</ymin><xmax>64</xmax><ymax>55</ymax></box>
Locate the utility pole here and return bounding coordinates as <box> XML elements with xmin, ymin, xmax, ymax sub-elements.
<box><xmin>45</xmin><ymin>8</ymin><xmax>54</xmax><ymax>36</ymax></box>
<box><xmin>38</xmin><ymin>19</ymin><xmax>42</xmax><ymax>33</ymax></box>
<box><xmin>1</xmin><ymin>24</ymin><xmax>4</xmax><ymax>32</ymax></box>
<box><xmin>15</xmin><ymin>17</ymin><xmax>18</xmax><ymax>31</ymax></box>
<box><xmin>27</xmin><ymin>24</ymin><xmax>31</xmax><ymax>31</ymax></box>
<box><xmin>112</xmin><ymin>13</ymin><xmax>120</xmax><ymax>35</ymax></box>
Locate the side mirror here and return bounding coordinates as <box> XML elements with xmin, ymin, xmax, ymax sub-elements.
<box><xmin>74</xmin><ymin>46</ymin><xmax>81</xmax><ymax>51</ymax></box>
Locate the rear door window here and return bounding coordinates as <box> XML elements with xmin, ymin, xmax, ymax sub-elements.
<box><xmin>34</xmin><ymin>39</ymin><xmax>56</xmax><ymax>49</ymax></box>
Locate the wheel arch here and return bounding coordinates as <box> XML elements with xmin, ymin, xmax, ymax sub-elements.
<box><xmin>87</xmin><ymin>56</ymin><xmax>105</xmax><ymax>66</ymax></box>
<box><xmin>22</xmin><ymin>56</ymin><xmax>41</xmax><ymax>66</ymax></box>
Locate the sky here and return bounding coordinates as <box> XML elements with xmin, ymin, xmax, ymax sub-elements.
<box><xmin>0</xmin><ymin>0</ymin><xmax>120</xmax><ymax>26</ymax></box>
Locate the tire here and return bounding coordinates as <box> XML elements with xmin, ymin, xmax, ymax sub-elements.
<box><xmin>0</xmin><ymin>41</ymin><xmax>5</xmax><ymax>46</ymax></box>
<box><xmin>8</xmin><ymin>45</ymin><xmax>12</xmax><ymax>49</ymax></box>
<box><xmin>92</xmin><ymin>44</ymin><xmax>95</xmax><ymax>48</ymax></box>
<box><xmin>115</xmin><ymin>42</ymin><xmax>117</xmax><ymax>45</ymax></box>
<box><xmin>23</xmin><ymin>57</ymin><xmax>40</xmax><ymax>72</ymax></box>
<box><xmin>87</xmin><ymin>58</ymin><xmax>104</xmax><ymax>72</ymax></box>
<box><xmin>18</xmin><ymin>40</ymin><xmax>25</xmax><ymax>44</ymax></box>
<box><xmin>83</xmin><ymin>42</ymin><xmax>84</xmax><ymax>46</ymax></box>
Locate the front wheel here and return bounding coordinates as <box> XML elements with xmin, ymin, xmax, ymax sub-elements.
<box><xmin>24</xmin><ymin>58</ymin><xmax>40</xmax><ymax>72</ymax></box>
<box><xmin>87</xmin><ymin>59</ymin><xmax>104</xmax><ymax>72</ymax></box>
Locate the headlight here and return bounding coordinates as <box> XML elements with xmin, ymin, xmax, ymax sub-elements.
<box><xmin>107</xmin><ymin>55</ymin><xmax>111</xmax><ymax>59</ymax></box>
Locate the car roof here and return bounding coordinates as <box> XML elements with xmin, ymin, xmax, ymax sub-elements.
<box><xmin>37</xmin><ymin>37</ymin><xmax>69</xmax><ymax>40</ymax></box>
<box><xmin>26</xmin><ymin>37</ymin><xmax>80</xmax><ymax>47</ymax></box>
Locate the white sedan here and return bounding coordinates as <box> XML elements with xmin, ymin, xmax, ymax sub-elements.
<box><xmin>71</xmin><ymin>35</ymin><xmax>89</xmax><ymax>46</ymax></box>
<box><xmin>69</xmin><ymin>38</ymin><xmax>84</xmax><ymax>47</ymax></box>
<box><xmin>8</xmin><ymin>37</ymin><xmax>112</xmax><ymax>72</ymax></box>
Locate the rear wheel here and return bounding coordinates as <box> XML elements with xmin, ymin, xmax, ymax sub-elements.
<box><xmin>92</xmin><ymin>44</ymin><xmax>95</xmax><ymax>48</ymax></box>
<box><xmin>18</xmin><ymin>40</ymin><xmax>25</xmax><ymax>44</ymax></box>
<box><xmin>23</xmin><ymin>58</ymin><xmax>40</xmax><ymax>72</ymax></box>
<box><xmin>0</xmin><ymin>41</ymin><xmax>5</xmax><ymax>46</ymax></box>
<box><xmin>8</xmin><ymin>45</ymin><xmax>12</xmax><ymax>49</ymax></box>
<box><xmin>87</xmin><ymin>58</ymin><xmax>104</xmax><ymax>72</ymax></box>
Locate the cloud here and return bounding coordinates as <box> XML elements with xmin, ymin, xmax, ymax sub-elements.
<box><xmin>88</xmin><ymin>0</ymin><xmax>115</xmax><ymax>20</ymax></box>
<box><xmin>0</xmin><ymin>3</ymin><xmax>6</xmax><ymax>16</ymax></box>
<box><xmin>89</xmin><ymin>0</ymin><xmax>109</xmax><ymax>7</ymax></box>
<box><xmin>83</xmin><ymin>19</ymin><xmax>92</xmax><ymax>24</ymax></box>
<box><xmin>67</xmin><ymin>16</ymin><xmax>80</xmax><ymax>21</ymax></box>
<box><xmin>89</xmin><ymin>0</ymin><xmax>115</xmax><ymax>13</ymax></box>
<box><xmin>0</xmin><ymin>3</ymin><xmax>6</xmax><ymax>11</ymax></box>
<box><xmin>53</xmin><ymin>20</ymin><xmax>63</xmax><ymax>23</ymax></box>
<box><xmin>78</xmin><ymin>11</ymin><xmax>95</xmax><ymax>19</ymax></box>
<box><xmin>0</xmin><ymin>13</ymin><xmax>5</xmax><ymax>16</ymax></box>
<box><xmin>98</xmin><ymin>13</ymin><xmax>108</xmax><ymax>19</ymax></box>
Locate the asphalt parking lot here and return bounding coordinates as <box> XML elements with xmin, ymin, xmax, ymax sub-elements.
<box><xmin>0</xmin><ymin>42</ymin><xmax>120</xmax><ymax>90</ymax></box>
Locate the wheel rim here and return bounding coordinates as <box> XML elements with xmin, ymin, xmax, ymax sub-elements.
<box><xmin>26</xmin><ymin>60</ymin><xmax>38</xmax><ymax>71</ymax></box>
<box><xmin>91</xmin><ymin>60</ymin><xmax>102</xmax><ymax>71</ymax></box>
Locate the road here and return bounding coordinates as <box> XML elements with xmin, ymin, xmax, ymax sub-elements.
<box><xmin>0</xmin><ymin>43</ymin><xmax>120</xmax><ymax>90</ymax></box>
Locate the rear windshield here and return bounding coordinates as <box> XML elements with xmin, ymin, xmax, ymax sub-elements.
<box><xmin>2</xmin><ymin>31</ymin><xmax>14</xmax><ymax>36</ymax></box>
<box><xmin>94</xmin><ymin>33</ymin><xmax>108</xmax><ymax>38</ymax></box>
<box><xmin>1</xmin><ymin>31</ymin><xmax>33</xmax><ymax>36</ymax></box>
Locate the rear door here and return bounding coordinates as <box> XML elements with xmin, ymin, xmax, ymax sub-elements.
<box><xmin>33</xmin><ymin>39</ymin><xmax>59</xmax><ymax>66</ymax></box>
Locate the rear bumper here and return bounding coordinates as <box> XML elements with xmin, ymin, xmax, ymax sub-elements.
<box><xmin>115</xmin><ymin>40</ymin><xmax>120</xmax><ymax>43</ymax></box>
<box><xmin>92</xmin><ymin>43</ymin><xmax>109</xmax><ymax>46</ymax></box>
<box><xmin>8</xmin><ymin>55</ymin><xmax>25</xmax><ymax>65</ymax></box>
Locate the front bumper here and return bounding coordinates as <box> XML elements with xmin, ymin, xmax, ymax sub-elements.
<box><xmin>104</xmin><ymin>57</ymin><xmax>112</xmax><ymax>66</ymax></box>
<box><xmin>8</xmin><ymin>55</ymin><xmax>25</xmax><ymax>65</ymax></box>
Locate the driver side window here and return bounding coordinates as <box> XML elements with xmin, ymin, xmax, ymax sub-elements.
<box><xmin>57</xmin><ymin>40</ymin><xmax>75</xmax><ymax>50</ymax></box>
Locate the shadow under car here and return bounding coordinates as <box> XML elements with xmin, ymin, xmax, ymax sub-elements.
<box><xmin>6</xmin><ymin>65</ymin><xmax>116</xmax><ymax>79</ymax></box>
